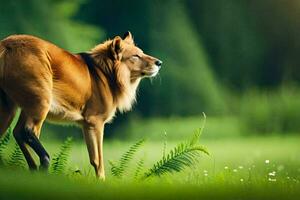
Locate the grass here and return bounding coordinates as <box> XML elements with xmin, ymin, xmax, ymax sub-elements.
<box><xmin>1</xmin><ymin>134</ymin><xmax>299</xmax><ymax>199</ymax></box>
<box><xmin>113</xmin><ymin>116</ymin><xmax>242</xmax><ymax>140</ymax></box>
<box><xmin>64</xmin><ymin>136</ymin><xmax>300</xmax><ymax>180</ymax></box>
<box><xmin>1</xmin><ymin>114</ymin><xmax>300</xmax><ymax>199</ymax></box>
<box><xmin>0</xmin><ymin>168</ymin><xmax>299</xmax><ymax>200</ymax></box>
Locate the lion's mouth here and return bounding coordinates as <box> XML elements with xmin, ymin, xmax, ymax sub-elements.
<box><xmin>141</xmin><ymin>66</ymin><xmax>160</xmax><ymax>77</ymax></box>
<box><xmin>141</xmin><ymin>70</ymin><xmax>159</xmax><ymax>77</ymax></box>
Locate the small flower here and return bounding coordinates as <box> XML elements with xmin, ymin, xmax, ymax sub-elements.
<box><xmin>238</xmin><ymin>166</ymin><xmax>244</xmax><ymax>169</ymax></box>
<box><xmin>268</xmin><ymin>178</ymin><xmax>276</xmax><ymax>182</ymax></box>
<box><xmin>203</xmin><ymin>170</ymin><xmax>208</xmax><ymax>173</ymax></box>
<box><xmin>268</xmin><ymin>171</ymin><xmax>276</xmax><ymax>176</ymax></box>
<box><xmin>240</xmin><ymin>178</ymin><xmax>244</xmax><ymax>182</ymax></box>
<box><xmin>265</xmin><ymin>160</ymin><xmax>270</xmax><ymax>164</ymax></box>
<box><xmin>204</xmin><ymin>173</ymin><xmax>208</xmax><ymax>177</ymax></box>
<box><xmin>224</xmin><ymin>166</ymin><xmax>229</xmax><ymax>170</ymax></box>
<box><xmin>233</xmin><ymin>169</ymin><xmax>238</xmax><ymax>172</ymax></box>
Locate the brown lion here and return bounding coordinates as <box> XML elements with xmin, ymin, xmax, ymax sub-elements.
<box><xmin>0</xmin><ymin>32</ymin><xmax>162</xmax><ymax>179</ymax></box>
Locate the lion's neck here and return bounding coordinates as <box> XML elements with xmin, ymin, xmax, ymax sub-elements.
<box><xmin>109</xmin><ymin>63</ymin><xmax>141</xmax><ymax>112</ymax></box>
<box><xmin>90</xmin><ymin>53</ymin><xmax>140</xmax><ymax>112</ymax></box>
<box><xmin>115</xmin><ymin>77</ymin><xmax>140</xmax><ymax>112</ymax></box>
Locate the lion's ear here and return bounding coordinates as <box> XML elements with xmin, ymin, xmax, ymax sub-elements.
<box><xmin>111</xmin><ymin>36</ymin><xmax>123</xmax><ymax>60</ymax></box>
<box><xmin>123</xmin><ymin>31</ymin><xmax>134</xmax><ymax>44</ymax></box>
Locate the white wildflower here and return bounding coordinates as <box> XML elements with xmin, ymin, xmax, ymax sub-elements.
<box><xmin>268</xmin><ymin>178</ymin><xmax>276</xmax><ymax>182</ymax></box>
<box><xmin>268</xmin><ymin>171</ymin><xmax>276</xmax><ymax>176</ymax></box>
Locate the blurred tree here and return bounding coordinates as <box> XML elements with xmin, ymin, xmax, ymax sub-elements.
<box><xmin>186</xmin><ymin>0</ymin><xmax>267</xmax><ymax>89</ymax></box>
<box><xmin>186</xmin><ymin>0</ymin><xmax>300</xmax><ymax>88</ymax></box>
<box><xmin>248</xmin><ymin>0</ymin><xmax>300</xmax><ymax>84</ymax></box>
<box><xmin>0</xmin><ymin>0</ymin><xmax>103</xmax><ymax>52</ymax></box>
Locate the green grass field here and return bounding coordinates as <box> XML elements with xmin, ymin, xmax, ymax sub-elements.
<box><xmin>1</xmin><ymin>133</ymin><xmax>299</xmax><ymax>199</ymax></box>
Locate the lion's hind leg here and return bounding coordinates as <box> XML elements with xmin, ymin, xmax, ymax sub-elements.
<box><xmin>0</xmin><ymin>89</ymin><xmax>16</xmax><ymax>138</ymax></box>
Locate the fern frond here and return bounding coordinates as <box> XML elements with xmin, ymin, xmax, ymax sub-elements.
<box><xmin>0</xmin><ymin>127</ymin><xmax>12</xmax><ymax>164</ymax></box>
<box><xmin>110</xmin><ymin>139</ymin><xmax>145</xmax><ymax>178</ymax></box>
<box><xmin>143</xmin><ymin>116</ymin><xmax>209</xmax><ymax>179</ymax></box>
<box><xmin>50</xmin><ymin>137</ymin><xmax>73</xmax><ymax>174</ymax></box>
<box><xmin>109</xmin><ymin>160</ymin><xmax>119</xmax><ymax>177</ymax></box>
<box><xmin>8</xmin><ymin>143</ymin><xmax>25</xmax><ymax>168</ymax></box>
<box><xmin>134</xmin><ymin>157</ymin><xmax>145</xmax><ymax>180</ymax></box>
<box><xmin>144</xmin><ymin>143</ymin><xmax>208</xmax><ymax>178</ymax></box>
<box><xmin>189</xmin><ymin>113</ymin><xmax>206</xmax><ymax>146</ymax></box>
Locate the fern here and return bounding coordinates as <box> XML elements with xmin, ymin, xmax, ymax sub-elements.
<box><xmin>143</xmin><ymin>143</ymin><xmax>209</xmax><ymax>178</ymax></box>
<box><xmin>134</xmin><ymin>157</ymin><xmax>145</xmax><ymax>180</ymax></box>
<box><xmin>50</xmin><ymin>137</ymin><xmax>73</xmax><ymax>174</ymax></box>
<box><xmin>0</xmin><ymin>127</ymin><xmax>12</xmax><ymax>164</ymax></box>
<box><xmin>143</xmin><ymin>114</ymin><xmax>209</xmax><ymax>178</ymax></box>
<box><xmin>110</xmin><ymin>139</ymin><xmax>145</xmax><ymax>178</ymax></box>
<box><xmin>8</xmin><ymin>143</ymin><xmax>25</xmax><ymax>168</ymax></box>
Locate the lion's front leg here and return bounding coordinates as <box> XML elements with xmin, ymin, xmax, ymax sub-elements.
<box><xmin>83</xmin><ymin>119</ymin><xmax>105</xmax><ymax>180</ymax></box>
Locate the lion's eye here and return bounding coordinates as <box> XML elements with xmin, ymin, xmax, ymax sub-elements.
<box><xmin>130</xmin><ymin>55</ymin><xmax>140</xmax><ymax>61</ymax></box>
<box><xmin>132</xmin><ymin>55</ymin><xmax>140</xmax><ymax>59</ymax></box>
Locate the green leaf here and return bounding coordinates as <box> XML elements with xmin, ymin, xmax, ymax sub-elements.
<box><xmin>0</xmin><ymin>127</ymin><xmax>12</xmax><ymax>164</ymax></box>
<box><xmin>49</xmin><ymin>137</ymin><xmax>73</xmax><ymax>174</ymax></box>
<box><xmin>8</xmin><ymin>143</ymin><xmax>25</xmax><ymax>169</ymax></box>
<box><xmin>110</xmin><ymin>139</ymin><xmax>145</xmax><ymax>178</ymax></box>
<box><xmin>143</xmin><ymin>114</ymin><xmax>209</xmax><ymax>178</ymax></box>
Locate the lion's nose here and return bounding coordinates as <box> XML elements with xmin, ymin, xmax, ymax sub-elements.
<box><xmin>155</xmin><ymin>60</ymin><xmax>162</xmax><ymax>67</ymax></box>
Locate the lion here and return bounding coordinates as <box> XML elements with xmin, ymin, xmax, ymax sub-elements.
<box><xmin>0</xmin><ymin>32</ymin><xmax>162</xmax><ymax>179</ymax></box>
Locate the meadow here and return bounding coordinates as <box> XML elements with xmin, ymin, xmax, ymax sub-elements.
<box><xmin>0</xmin><ymin>117</ymin><xmax>299</xmax><ymax>200</ymax></box>
<box><xmin>1</xmin><ymin>1</ymin><xmax>300</xmax><ymax>199</ymax></box>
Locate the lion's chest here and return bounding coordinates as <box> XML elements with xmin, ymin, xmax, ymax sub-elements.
<box><xmin>47</xmin><ymin>97</ymin><xmax>84</xmax><ymax>124</ymax></box>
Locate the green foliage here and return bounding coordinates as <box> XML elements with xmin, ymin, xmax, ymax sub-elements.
<box><xmin>0</xmin><ymin>128</ymin><xmax>25</xmax><ymax>169</ymax></box>
<box><xmin>1</xmin><ymin>135</ymin><xmax>300</xmax><ymax>200</ymax></box>
<box><xmin>109</xmin><ymin>128</ymin><xmax>209</xmax><ymax>180</ymax></box>
<box><xmin>110</xmin><ymin>139</ymin><xmax>145</xmax><ymax>178</ymax></box>
<box><xmin>133</xmin><ymin>157</ymin><xmax>145</xmax><ymax>180</ymax></box>
<box><xmin>8</xmin><ymin>143</ymin><xmax>25</xmax><ymax>169</ymax></box>
<box><xmin>140</xmin><ymin>0</ymin><xmax>225</xmax><ymax>115</ymax></box>
<box><xmin>0</xmin><ymin>0</ymin><xmax>103</xmax><ymax>52</ymax></box>
<box><xmin>0</xmin><ymin>127</ymin><xmax>12</xmax><ymax>164</ymax></box>
<box><xmin>143</xmin><ymin>128</ymin><xmax>209</xmax><ymax>178</ymax></box>
<box><xmin>110</xmin><ymin>114</ymin><xmax>209</xmax><ymax>179</ymax></box>
<box><xmin>239</xmin><ymin>86</ymin><xmax>300</xmax><ymax>134</ymax></box>
<box><xmin>50</xmin><ymin>137</ymin><xmax>73</xmax><ymax>174</ymax></box>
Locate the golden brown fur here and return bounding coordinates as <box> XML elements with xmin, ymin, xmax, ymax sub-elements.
<box><xmin>0</xmin><ymin>32</ymin><xmax>161</xmax><ymax>179</ymax></box>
